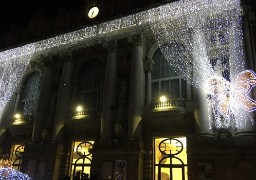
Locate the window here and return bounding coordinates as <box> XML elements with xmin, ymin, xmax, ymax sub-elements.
<box><xmin>210</xmin><ymin>31</ymin><xmax>229</xmax><ymax>47</ymax></box>
<box><xmin>154</xmin><ymin>137</ymin><xmax>187</xmax><ymax>180</ymax></box>
<box><xmin>20</xmin><ymin>71</ymin><xmax>40</xmax><ymax>120</ymax></box>
<box><xmin>10</xmin><ymin>144</ymin><xmax>25</xmax><ymax>171</ymax></box>
<box><xmin>75</xmin><ymin>60</ymin><xmax>102</xmax><ymax>117</ymax></box>
<box><xmin>151</xmin><ymin>44</ymin><xmax>186</xmax><ymax>102</ymax></box>
<box><xmin>70</xmin><ymin>141</ymin><xmax>94</xmax><ymax>180</ymax></box>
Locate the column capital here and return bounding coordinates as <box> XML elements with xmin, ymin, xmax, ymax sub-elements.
<box><xmin>39</xmin><ymin>54</ymin><xmax>54</xmax><ymax>66</ymax></box>
<box><xmin>59</xmin><ymin>50</ymin><xmax>73</xmax><ymax>62</ymax></box>
<box><xmin>128</xmin><ymin>33</ymin><xmax>145</xmax><ymax>46</ymax></box>
<box><xmin>28</xmin><ymin>59</ymin><xmax>44</xmax><ymax>72</ymax></box>
<box><xmin>103</xmin><ymin>40</ymin><xmax>117</xmax><ymax>52</ymax></box>
<box><xmin>144</xmin><ymin>57</ymin><xmax>154</xmax><ymax>72</ymax></box>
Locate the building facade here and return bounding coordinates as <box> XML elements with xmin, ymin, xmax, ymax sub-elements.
<box><xmin>0</xmin><ymin>0</ymin><xmax>256</xmax><ymax>180</ymax></box>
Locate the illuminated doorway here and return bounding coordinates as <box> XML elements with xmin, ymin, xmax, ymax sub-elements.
<box><xmin>11</xmin><ymin>144</ymin><xmax>25</xmax><ymax>171</ymax></box>
<box><xmin>71</xmin><ymin>141</ymin><xmax>94</xmax><ymax>180</ymax></box>
<box><xmin>154</xmin><ymin>137</ymin><xmax>187</xmax><ymax>180</ymax></box>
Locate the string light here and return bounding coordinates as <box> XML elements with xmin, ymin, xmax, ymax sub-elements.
<box><xmin>0</xmin><ymin>0</ymin><xmax>253</xmax><ymax>130</ymax></box>
<box><xmin>0</xmin><ymin>156</ymin><xmax>30</xmax><ymax>180</ymax></box>
<box><xmin>0</xmin><ymin>168</ymin><xmax>31</xmax><ymax>180</ymax></box>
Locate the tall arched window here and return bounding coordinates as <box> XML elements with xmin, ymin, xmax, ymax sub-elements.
<box><xmin>154</xmin><ymin>137</ymin><xmax>188</xmax><ymax>180</ymax></box>
<box><xmin>75</xmin><ymin>60</ymin><xmax>102</xmax><ymax>117</ymax></box>
<box><xmin>20</xmin><ymin>71</ymin><xmax>40</xmax><ymax>119</ymax></box>
<box><xmin>70</xmin><ymin>141</ymin><xmax>94</xmax><ymax>179</ymax></box>
<box><xmin>151</xmin><ymin>43</ymin><xmax>186</xmax><ymax>102</ymax></box>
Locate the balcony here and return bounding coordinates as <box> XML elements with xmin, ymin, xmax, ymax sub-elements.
<box><xmin>150</xmin><ymin>98</ymin><xmax>186</xmax><ymax>112</ymax></box>
<box><xmin>72</xmin><ymin>105</ymin><xmax>101</xmax><ymax>120</ymax></box>
<box><xmin>143</xmin><ymin>97</ymin><xmax>187</xmax><ymax>135</ymax></box>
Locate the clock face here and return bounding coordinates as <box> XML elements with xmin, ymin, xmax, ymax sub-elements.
<box><xmin>88</xmin><ymin>6</ymin><xmax>99</xmax><ymax>18</ymax></box>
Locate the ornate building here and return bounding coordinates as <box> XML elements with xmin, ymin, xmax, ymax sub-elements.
<box><xmin>0</xmin><ymin>0</ymin><xmax>255</xmax><ymax>180</ymax></box>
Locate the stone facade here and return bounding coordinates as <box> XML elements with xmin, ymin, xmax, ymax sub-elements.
<box><xmin>0</xmin><ymin>1</ymin><xmax>256</xmax><ymax>180</ymax></box>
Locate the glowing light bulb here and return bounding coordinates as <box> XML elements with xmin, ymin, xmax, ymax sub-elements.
<box><xmin>160</xmin><ymin>96</ymin><xmax>167</xmax><ymax>103</ymax></box>
<box><xmin>14</xmin><ymin>114</ymin><xmax>21</xmax><ymax>119</ymax></box>
<box><xmin>76</xmin><ymin>106</ymin><xmax>83</xmax><ymax>112</ymax></box>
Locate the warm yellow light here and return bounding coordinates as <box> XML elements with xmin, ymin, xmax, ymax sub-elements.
<box><xmin>76</xmin><ymin>106</ymin><xmax>83</xmax><ymax>112</ymax></box>
<box><xmin>159</xmin><ymin>96</ymin><xmax>167</xmax><ymax>103</ymax></box>
<box><xmin>87</xmin><ymin>6</ymin><xmax>99</xmax><ymax>18</ymax></box>
<box><xmin>14</xmin><ymin>113</ymin><xmax>21</xmax><ymax>119</ymax></box>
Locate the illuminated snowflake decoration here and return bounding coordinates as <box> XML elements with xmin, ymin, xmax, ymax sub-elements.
<box><xmin>0</xmin><ymin>168</ymin><xmax>30</xmax><ymax>180</ymax></box>
<box><xmin>0</xmin><ymin>0</ymin><xmax>254</xmax><ymax>130</ymax></box>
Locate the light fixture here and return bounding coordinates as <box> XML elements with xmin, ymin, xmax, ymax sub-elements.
<box><xmin>14</xmin><ymin>113</ymin><xmax>21</xmax><ymax>119</ymax></box>
<box><xmin>159</xmin><ymin>96</ymin><xmax>167</xmax><ymax>103</ymax></box>
<box><xmin>76</xmin><ymin>105</ymin><xmax>83</xmax><ymax>112</ymax></box>
<box><xmin>73</xmin><ymin>105</ymin><xmax>88</xmax><ymax>119</ymax></box>
<box><xmin>87</xmin><ymin>6</ymin><xmax>99</xmax><ymax>19</ymax></box>
<box><xmin>12</xmin><ymin>113</ymin><xmax>26</xmax><ymax>125</ymax></box>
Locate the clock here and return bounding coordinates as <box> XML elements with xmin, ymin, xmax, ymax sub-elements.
<box><xmin>87</xmin><ymin>6</ymin><xmax>99</xmax><ymax>19</ymax></box>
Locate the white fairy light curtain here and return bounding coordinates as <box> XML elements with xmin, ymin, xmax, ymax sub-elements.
<box><xmin>150</xmin><ymin>0</ymin><xmax>255</xmax><ymax>130</ymax></box>
<box><xmin>0</xmin><ymin>0</ymin><xmax>254</xmax><ymax>131</ymax></box>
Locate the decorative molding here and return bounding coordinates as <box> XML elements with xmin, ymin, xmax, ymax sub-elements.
<box><xmin>128</xmin><ymin>33</ymin><xmax>145</xmax><ymax>46</ymax></box>
<box><xmin>28</xmin><ymin>60</ymin><xmax>44</xmax><ymax>73</ymax></box>
<box><xmin>144</xmin><ymin>57</ymin><xmax>154</xmax><ymax>72</ymax></box>
<box><xmin>59</xmin><ymin>51</ymin><xmax>73</xmax><ymax>62</ymax></box>
<box><xmin>103</xmin><ymin>40</ymin><xmax>117</xmax><ymax>52</ymax></box>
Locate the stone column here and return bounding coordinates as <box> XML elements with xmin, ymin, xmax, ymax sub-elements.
<box><xmin>53</xmin><ymin>51</ymin><xmax>73</xmax><ymax>141</ymax></box>
<box><xmin>32</xmin><ymin>58</ymin><xmax>52</xmax><ymax>142</ymax></box>
<box><xmin>100</xmin><ymin>41</ymin><xmax>118</xmax><ymax>141</ymax></box>
<box><xmin>144</xmin><ymin>57</ymin><xmax>153</xmax><ymax>106</ymax></box>
<box><xmin>128</xmin><ymin>33</ymin><xmax>145</xmax><ymax>137</ymax></box>
<box><xmin>192</xmin><ymin>28</ymin><xmax>214</xmax><ymax>137</ymax></box>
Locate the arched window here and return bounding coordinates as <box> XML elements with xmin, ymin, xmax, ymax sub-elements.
<box><xmin>154</xmin><ymin>137</ymin><xmax>188</xmax><ymax>180</ymax></box>
<box><xmin>20</xmin><ymin>71</ymin><xmax>40</xmax><ymax>119</ymax></box>
<box><xmin>71</xmin><ymin>141</ymin><xmax>94</xmax><ymax>179</ymax></box>
<box><xmin>10</xmin><ymin>144</ymin><xmax>25</xmax><ymax>171</ymax></box>
<box><xmin>75</xmin><ymin>60</ymin><xmax>102</xmax><ymax>117</ymax></box>
<box><xmin>151</xmin><ymin>44</ymin><xmax>186</xmax><ymax>103</ymax></box>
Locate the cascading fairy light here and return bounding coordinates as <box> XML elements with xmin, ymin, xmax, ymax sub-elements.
<box><xmin>0</xmin><ymin>0</ymin><xmax>253</xmax><ymax>131</ymax></box>
<box><xmin>0</xmin><ymin>55</ymin><xmax>31</xmax><ymax>121</ymax></box>
<box><xmin>150</xmin><ymin>0</ymin><xmax>254</xmax><ymax>130</ymax></box>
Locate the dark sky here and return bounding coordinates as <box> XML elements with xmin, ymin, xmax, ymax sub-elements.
<box><xmin>0</xmin><ymin>0</ymin><xmax>85</xmax><ymax>33</ymax></box>
<box><xmin>0</xmin><ymin>0</ymin><xmax>255</xmax><ymax>34</ymax></box>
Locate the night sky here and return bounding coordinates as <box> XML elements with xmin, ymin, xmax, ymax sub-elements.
<box><xmin>0</xmin><ymin>0</ymin><xmax>85</xmax><ymax>33</ymax></box>
<box><xmin>0</xmin><ymin>0</ymin><xmax>255</xmax><ymax>35</ymax></box>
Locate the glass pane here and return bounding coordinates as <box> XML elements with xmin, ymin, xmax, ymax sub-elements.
<box><xmin>170</xmin><ymin>65</ymin><xmax>178</xmax><ymax>76</ymax></box>
<box><xmin>161</xmin><ymin>80</ymin><xmax>169</xmax><ymax>97</ymax></box>
<box><xmin>172</xmin><ymin>168</ymin><xmax>182</xmax><ymax>180</ymax></box>
<box><xmin>76</xmin><ymin>60</ymin><xmax>101</xmax><ymax>112</ymax></box>
<box><xmin>152</xmin><ymin>82</ymin><xmax>159</xmax><ymax>100</ymax></box>
<box><xmin>181</xmin><ymin>79</ymin><xmax>186</xmax><ymax>99</ymax></box>
<box><xmin>21</xmin><ymin>72</ymin><xmax>40</xmax><ymax>116</ymax></box>
<box><xmin>158</xmin><ymin>167</ymin><xmax>170</xmax><ymax>180</ymax></box>
<box><xmin>152</xmin><ymin>49</ymin><xmax>162</xmax><ymax>80</ymax></box>
<box><xmin>170</xmin><ymin>79</ymin><xmax>180</xmax><ymax>98</ymax></box>
<box><xmin>175</xmin><ymin>137</ymin><xmax>187</xmax><ymax>164</ymax></box>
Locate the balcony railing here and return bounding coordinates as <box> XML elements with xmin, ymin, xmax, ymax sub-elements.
<box><xmin>150</xmin><ymin>98</ymin><xmax>185</xmax><ymax>112</ymax></box>
<box><xmin>72</xmin><ymin>109</ymin><xmax>100</xmax><ymax>120</ymax></box>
